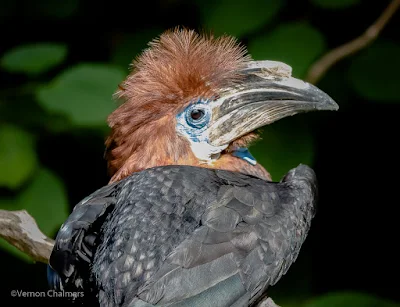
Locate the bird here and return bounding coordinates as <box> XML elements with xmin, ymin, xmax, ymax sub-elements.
<box><xmin>47</xmin><ymin>28</ymin><xmax>338</xmax><ymax>307</ymax></box>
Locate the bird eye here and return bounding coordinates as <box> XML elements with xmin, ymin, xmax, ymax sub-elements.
<box><xmin>183</xmin><ymin>103</ymin><xmax>211</xmax><ymax>129</ymax></box>
<box><xmin>190</xmin><ymin>109</ymin><xmax>205</xmax><ymax>121</ymax></box>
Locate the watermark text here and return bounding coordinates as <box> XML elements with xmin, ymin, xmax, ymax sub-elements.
<box><xmin>10</xmin><ymin>289</ymin><xmax>84</xmax><ymax>299</ymax></box>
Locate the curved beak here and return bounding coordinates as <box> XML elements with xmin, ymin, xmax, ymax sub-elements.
<box><xmin>208</xmin><ymin>61</ymin><xmax>339</xmax><ymax>146</ymax></box>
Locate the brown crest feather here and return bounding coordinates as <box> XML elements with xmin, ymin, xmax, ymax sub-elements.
<box><xmin>105</xmin><ymin>28</ymin><xmax>264</xmax><ymax>183</ymax></box>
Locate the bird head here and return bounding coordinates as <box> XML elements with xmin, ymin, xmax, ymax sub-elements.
<box><xmin>105</xmin><ymin>28</ymin><xmax>338</xmax><ymax>183</ymax></box>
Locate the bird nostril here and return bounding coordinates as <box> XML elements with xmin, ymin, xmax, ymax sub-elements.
<box><xmin>190</xmin><ymin>109</ymin><xmax>205</xmax><ymax>120</ymax></box>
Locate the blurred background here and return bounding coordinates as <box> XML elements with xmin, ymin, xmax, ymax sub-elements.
<box><xmin>0</xmin><ymin>0</ymin><xmax>399</xmax><ymax>306</ymax></box>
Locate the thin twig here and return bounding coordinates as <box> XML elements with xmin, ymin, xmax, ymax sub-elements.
<box><xmin>0</xmin><ymin>209</ymin><xmax>54</xmax><ymax>263</ymax></box>
<box><xmin>305</xmin><ymin>0</ymin><xmax>400</xmax><ymax>84</ymax></box>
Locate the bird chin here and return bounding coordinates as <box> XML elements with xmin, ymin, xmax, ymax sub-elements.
<box><xmin>188</xmin><ymin>140</ymin><xmax>228</xmax><ymax>163</ymax></box>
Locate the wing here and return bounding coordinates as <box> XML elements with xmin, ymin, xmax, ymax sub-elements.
<box><xmin>91</xmin><ymin>164</ymin><xmax>317</xmax><ymax>307</ymax></box>
<box><xmin>48</xmin><ymin>181</ymin><xmax>120</xmax><ymax>295</ymax></box>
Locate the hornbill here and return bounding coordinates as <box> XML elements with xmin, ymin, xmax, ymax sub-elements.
<box><xmin>47</xmin><ymin>29</ymin><xmax>338</xmax><ymax>307</ymax></box>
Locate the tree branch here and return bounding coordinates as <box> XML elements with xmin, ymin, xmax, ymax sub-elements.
<box><xmin>0</xmin><ymin>209</ymin><xmax>54</xmax><ymax>263</ymax></box>
<box><xmin>305</xmin><ymin>0</ymin><xmax>400</xmax><ymax>84</ymax></box>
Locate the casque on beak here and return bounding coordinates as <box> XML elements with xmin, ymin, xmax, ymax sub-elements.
<box><xmin>208</xmin><ymin>61</ymin><xmax>339</xmax><ymax>147</ymax></box>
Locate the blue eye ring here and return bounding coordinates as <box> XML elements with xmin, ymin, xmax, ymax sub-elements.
<box><xmin>185</xmin><ymin>103</ymin><xmax>211</xmax><ymax>129</ymax></box>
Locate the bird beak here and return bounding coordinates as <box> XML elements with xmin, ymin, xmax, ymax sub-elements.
<box><xmin>208</xmin><ymin>61</ymin><xmax>339</xmax><ymax>147</ymax></box>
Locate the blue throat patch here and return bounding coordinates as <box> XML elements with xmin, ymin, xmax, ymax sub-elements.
<box><xmin>232</xmin><ymin>148</ymin><xmax>257</xmax><ymax>166</ymax></box>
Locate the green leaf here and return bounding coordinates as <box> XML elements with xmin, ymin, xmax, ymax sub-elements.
<box><xmin>349</xmin><ymin>41</ymin><xmax>400</xmax><ymax>102</ymax></box>
<box><xmin>17</xmin><ymin>168</ymin><xmax>69</xmax><ymax>237</ymax></box>
<box><xmin>1</xmin><ymin>43</ymin><xmax>67</xmax><ymax>75</ymax></box>
<box><xmin>0</xmin><ymin>237</ymin><xmax>33</xmax><ymax>262</ymax></box>
<box><xmin>111</xmin><ymin>29</ymin><xmax>163</xmax><ymax>70</ymax></box>
<box><xmin>0</xmin><ymin>125</ymin><xmax>38</xmax><ymax>189</ymax></box>
<box><xmin>199</xmin><ymin>0</ymin><xmax>283</xmax><ymax>37</ymax></box>
<box><xmin>311</xmin><ymin>0</ymin><xmax>360</xmax><ymax>9</ymax></box>
<box><xmin>0</xmin><ymin>198</ymin><xmax>15</xmax><ymax>211</ymax></box>
<box><xmin>251</xmin><ymin>117</ymin><xmax>314</xmax><ymax>181</ymax></box>
<box><xmin>0</xmin><ymin>96</ymin><xmax>72</xmax><ymax>133</ymax></box>
<box><xmin>305</xmin><ymin>291</ymin><xmax>399</xmax><ymax>307</ymax></box>
<box><xmin>248</xmin><ymin>23</ymin><xmax>326</xmax><ymax>78</ymax></box>
<box><xmin>36</xmin><ymin>64</ymin><xmax>126</xmax><ymax>126</ymax></box>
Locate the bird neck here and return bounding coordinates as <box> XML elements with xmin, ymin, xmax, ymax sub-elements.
<box><xmin>209</xmin><ymin>153</ymin><xmax>271</xmax><ymax>181</ymax></box>
<box><xmin>109</xmin><ymin>147</ymin><xmax>271</xmax><ymax>183</ymax></box>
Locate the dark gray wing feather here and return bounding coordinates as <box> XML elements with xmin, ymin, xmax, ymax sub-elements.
<box><xmin>48</xmin><ymin>181</ymin><xmax>119</xmax><ymax>294</ymax></box>
<box><xmin>88</xmin><ymin>164</ymin><xmax>316</xmax><ymax>307</ymax></box>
